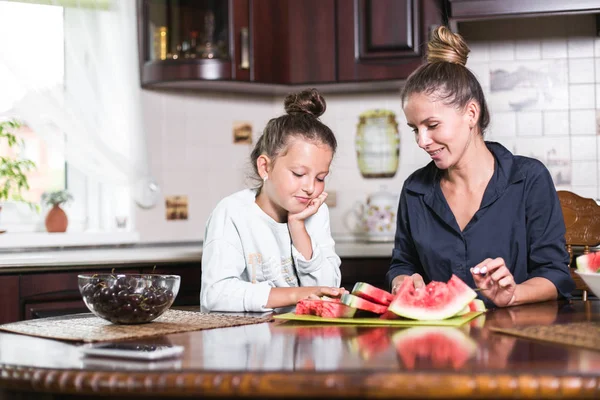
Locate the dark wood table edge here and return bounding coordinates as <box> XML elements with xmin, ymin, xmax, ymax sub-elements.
<box><xmin>1</xmin><ymin>366</ymin><xmax>599</xmax><ymax>398</ymax></box>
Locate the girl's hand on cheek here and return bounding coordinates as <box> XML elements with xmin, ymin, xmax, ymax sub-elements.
<box><xmin>288</xmin><ymin>192</ymin><xmax>328</xmax><ymax>222</ymax></box>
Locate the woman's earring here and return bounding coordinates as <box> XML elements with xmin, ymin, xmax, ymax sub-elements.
<box><xmin>263</xmin><ymin>174</ymin><xmax>268</xmax><ymax>182</ymax></box>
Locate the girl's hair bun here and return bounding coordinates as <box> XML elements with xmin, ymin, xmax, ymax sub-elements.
<box><xmin>284</xmin><ymin>88</ymin><xmax>326</xmax><ymax>118</ymax></box>
<box><xmin>427</xmin><ymin>25</ymin><xmax>470</xmax><ymax>66</ymax></box>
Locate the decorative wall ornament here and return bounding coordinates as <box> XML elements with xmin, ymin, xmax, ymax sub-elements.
<box><xmin>355</xmin><ymin>109</ymin><xmax>399</xmax><ymax>178</ymax></box>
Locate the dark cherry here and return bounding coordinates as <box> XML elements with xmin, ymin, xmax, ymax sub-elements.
<box><xmin>83</xmin><ymin>275</ymin><xmax>175</xmax><ymax>324</ymax></box>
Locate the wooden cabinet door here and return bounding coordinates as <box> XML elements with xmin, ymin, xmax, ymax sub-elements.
<box><xmin>0</xmin><ymin>276</ymin><xmax>19</xmax><ymax>324</ymax></box>
<box><xmin>141</xmin><ymin>263</ymin><xmax>201</xmax><ymax>307</ymax></box>
<box><xmin>19</xmin><ymin>268</ymin><xmax>138</xmax><ymax>321</ymax></box>
<box><xmin>24</xmin><ymin>300</ymin><xmax>89</xmax><ymax>320</ymax></box>
<box><xmin>340</xmin><ymin>257</ymin><xmax>391</xmax><ymax>291</ymax></box>
<box><xmin>251</xmin><ymin>0</ymin><xmax>336</xmax><ymax>84</ymax></box>
<box><xmin>337</xmin><ymin>0</ymin><xmax>444</xmax><ymax>82</ymax></box>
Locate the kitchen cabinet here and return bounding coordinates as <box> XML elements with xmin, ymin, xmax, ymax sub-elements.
<box><xmin>138</xmin><ymin>0</ymin><xmax>445</xmax><ymax>90</ymax></box>
<box><xmin>337</xmin><ymin>0</ymin><xmax>445</xmax><ymax>82</ymax></box>
<box><xmin>137</xmin><ymin>0</ymin><xmax>250</xmax><ymax>86</ymax></box>
<box><xmin>0</xmin><ymin>257</ymin><xmax>392</xmax><ymax>324</ymax></box>
<box><xmin>0</xmin><ymin>276</ymin><xmax>19</xmax><ymax>325</ymax></box>
<box><xmin>0</xmin><ymin>263</ymin><xmax>201</xmax><ymax>324</ymax></box>
<box><xmin>447</xmin><ymin>0</ymin><xmax>600</xmax><ymax>21</ymax></box>
<box><xmin>340</xmin><ymin>257</ymin><xmax>390</xmax><ymax>291</ymax></box>
<box><xmin>251</xmin><ymin>0</ymin><xmax>336</xmax><ymax>85</ymax></box>
<box><xmin>138</xmin><ymin>0</ymin><xmax>336</xmax><ymax>88</ymax></box>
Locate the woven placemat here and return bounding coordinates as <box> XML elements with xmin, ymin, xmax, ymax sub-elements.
<box><xmin>491</xmin><ymin>322</ymin><xmax>600</xmax><ymax>351</ymax></box>
<box><xmin>0</xmin><ymin>310</ymin><xmax>273</xmax><ymax>343</ymax></box>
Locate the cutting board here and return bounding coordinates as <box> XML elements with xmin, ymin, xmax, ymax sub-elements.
<box><xmin>273</xmin><ymin>311</ymin><xmax>483</xmax><ymax>327</ymax></box>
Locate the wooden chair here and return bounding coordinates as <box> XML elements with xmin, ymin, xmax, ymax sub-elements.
<box><xmin>557</xmin><ymin>190</ymin><xmax>600</xmax><ymax>301</ymax></box>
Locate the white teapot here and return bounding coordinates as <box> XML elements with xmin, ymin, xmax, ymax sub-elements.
<box><xmin>350</xmin><ymin>187</ymin><xmax>399</xmax><ymax>242</ymax></box>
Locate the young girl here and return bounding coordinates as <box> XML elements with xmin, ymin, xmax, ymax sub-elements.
<box><xmin>201</xmin><ymin>89</ymin><xmax>343</xmax><ymax>312</ymax></box>
<box><xmin>387</xmin><ymin>26</ymin><xmax>574</xmax><ymax>307</ymax></box>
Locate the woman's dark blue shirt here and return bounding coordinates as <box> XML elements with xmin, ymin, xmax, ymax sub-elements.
<box><xmin>386</xmin><ymin>142</ymin><xmax>575</xmax><ymax>301</ymax></box>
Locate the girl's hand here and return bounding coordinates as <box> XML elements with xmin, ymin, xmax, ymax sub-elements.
<box><xmin>471</xmin><ymin>257</ymin><xmax>516</xmax><ymax>307</ymax></box>
<box><xmin>391</xmin><ymin>273</ymin><xmax>425</xmax><ymax>295</ymax></box>
<box><xmin>303</xmin><ymin>286</ymin><xmax>348</xmax><ymax>300</ymax></box>
<box><xmin>288</xmin><ymin>192</ymin><xmax>328</xmax><ymax>223</ymax></box>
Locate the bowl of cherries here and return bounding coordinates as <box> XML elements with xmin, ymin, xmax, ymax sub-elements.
<box><xmin>78</xmin><ymin>273</ymin><xmax>180</xmax><ymax>324</ymax></box>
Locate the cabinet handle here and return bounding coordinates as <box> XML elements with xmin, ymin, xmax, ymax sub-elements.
<box><xmin>240</xmin><ymin>27</ymin><xmax>250</xmax><ymax>70</ymax></box>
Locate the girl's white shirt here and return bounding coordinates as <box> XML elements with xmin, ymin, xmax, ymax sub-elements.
<box><xmin>201</xmin><ymin>189</ymin><xmax>342</xmax><ymax>312</ymax></box>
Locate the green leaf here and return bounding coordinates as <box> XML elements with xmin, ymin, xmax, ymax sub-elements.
<box><xmin>0</xmin><ymin>119</ymin><xmax>37</xmax><ymax>206</ymax></box>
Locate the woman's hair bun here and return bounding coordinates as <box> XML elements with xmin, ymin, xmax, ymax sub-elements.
<box><xmin>284</xmin><ymin>88</ymin><xmax>326</xmax><ymax>118</ymax></box>
<box><xmin>427</xmin><ymin>25</ymin><xmax>470</xmax><ymax>66</ymax></box>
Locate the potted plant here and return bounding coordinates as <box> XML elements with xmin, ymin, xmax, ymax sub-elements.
<box><xmin>41</xmin><ymin>190</ymin><xmax>73</xmax><ymax>233</ymax></box>
<box><xmin>0</xmin><ymin>119</ymin><xmax>38</xmax><ymax>226</ymax></box>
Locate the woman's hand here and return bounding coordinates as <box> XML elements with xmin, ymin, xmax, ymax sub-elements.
<box><xmin>471</xmin><ymin>257</ymin><xmax>516</xmax><ymax>307</ymax></box>
<box><xmin>288</xmin><ymin>192</ymin><xmax>328</xmax><ymax>223</ymax></box>
<box><xmin>391</xmin><ymin>273</ymin><xmax>425</xmax><ymax>295</ymax></box>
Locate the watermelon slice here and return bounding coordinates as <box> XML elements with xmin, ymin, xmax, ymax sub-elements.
<box><xmin>576</xmin><ymin>252</ymin><xmax>600</xmax><ymax>273</ymax></box>
<box><xmin>388</xmin><ymin>275</ymin><xmax>477</xmax><ymax>320</ymax></box>
<box><xmin>295</xmin><ymin>298</ymin><xmax>357</xmax><ymax>318</ymax></box>
<box><xmin>392</xmin><ymin>326</ymin><xmax>477</xmax><ymax>369</ymax></box>
<box><xmin>351</xmin><ymin>282</ymin><xmax>394</xmax><ymax>305</ymax></box>
<box><xmin>454</xmin><ymin>299</ymin><xmax>487</xmax><ymax>316</ymax></box>
<box><xmin>348</xmin><ymin>327</ymin><xmax>391</xmax><ymax>360</ymax></box>
<box><xmin>340</xmin><ymin>293</ymin><xmax>388</xmax><ymax>314</ymax></box>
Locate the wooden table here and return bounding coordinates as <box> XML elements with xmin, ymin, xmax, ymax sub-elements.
<box><xmin>0</xmin><ymin>301</ymin><xmax>599</xmax><ymax>399</ymax></box>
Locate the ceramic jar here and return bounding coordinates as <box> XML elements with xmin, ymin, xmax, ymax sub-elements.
<box><xmin>355</xmin><ymin>109</ymin><xmax>400</xmax><ymax>178</ymax></box>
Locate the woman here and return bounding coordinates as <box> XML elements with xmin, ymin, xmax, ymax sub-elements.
<box><xmin>387</xmin><ymin>26</ymin><xmax>574</xmax><ymax>307</ymax></box>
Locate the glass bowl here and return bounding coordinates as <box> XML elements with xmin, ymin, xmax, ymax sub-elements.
<box><xmin>78</xmin><ymin>273</ymin><xmax>180</xmax><ymax>324</ymax></box>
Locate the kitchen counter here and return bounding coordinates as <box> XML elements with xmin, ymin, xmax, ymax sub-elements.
<box><xmin>0</xmin><ymin>239</ymin><xmax>394</xmax><ymax>272</ymax></box>
<box><xmin>0</xmin><ymin>243</ymin><xmax>202</xmax><ymax>273</ymax></box>
<box><xmin>0</xmin><ymin>301</ymin><xmax>598</xmax><ymax>399</ymax></box>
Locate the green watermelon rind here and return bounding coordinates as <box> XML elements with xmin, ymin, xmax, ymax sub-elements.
<box><xmin>454</xmin><ymin>299</ymin><xmax>487</xmax><ymax>317</ymax></box>
<box><xmin>352</xmin><ymin>282</ymin><xmax>394</xmax><ymax>305</ymax></box>
<box><xmin>388</xmin><ymin>275</ymin><xmax>477</xmax><ymax>321</ymax></box>
<box><xmin>340</xmin><ymin>293</ymin><xmax>388</xmax><ymax>314</ymax></box>
<box><xmin>469</xmin><ymin>299</ymin><xmax>486</xmax><ymax>312</ymax></box>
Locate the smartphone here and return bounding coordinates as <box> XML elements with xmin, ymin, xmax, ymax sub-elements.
<box><xmin>80</xmin><ymin>342</ymin><xmax>184</xmax><ymax>360</ymax></box>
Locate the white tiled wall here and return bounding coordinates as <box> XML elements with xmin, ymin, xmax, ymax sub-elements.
<box><xmin>139</xmin><ymin>14</ymin><xmax>600</xmax><ymax>243</ymax></box>
<box><xmin>138</xmin><ymin>88</ymin><xmax>415</xmax><ymax>242</ymax></box>
<box><xmin>460</xmin><ymin>14</ymin><xmax>600</xmax><ymax>200</ymax></box>
<box><xmin>137</xmin><ymin>90</ymin><xmax>276</xmax><ymax>242</ymax></box>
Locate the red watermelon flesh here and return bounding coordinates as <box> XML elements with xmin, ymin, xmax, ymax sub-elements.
<box><xmin>349</xmin><ymin>328</ymin><xmax>391</xmax><ymax>360</ymax></box>
<box><xmin>295</xmin><ymin>298</ymin><xmax>357</xmax><ymax>318</ymax></box>
<box><xmin>388</xmin><ymin>275</ymin><xmax>477</xmax><ymax>320</ymax></box>
<box><xmin>392</xmin><ymin>326</ymin><xmax>477</xmax><ymax>370</ymax></box>
<box><xmin>341</xmin><ymin>293</ymin><xmax>388</xmax><ymax>314</ymax></box>
<box><xmin>576</xmin><ymin>252</ymin><xmax>600</xmax><ymax>273</ymax></box>
<box><xmin>351</xmin><ymin>282</ymin><xmax>394</xmax><ymax>305</ymax></box>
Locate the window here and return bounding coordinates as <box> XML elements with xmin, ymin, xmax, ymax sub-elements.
<box><xmin>0</xmin><ymin>2</ymin><xmax>68</xmax><ymax>231</ymax></box>
<box><xmin>0</xmin><ymin>1</ymin><xmax>138</xmax><ymax>242</ymax></box>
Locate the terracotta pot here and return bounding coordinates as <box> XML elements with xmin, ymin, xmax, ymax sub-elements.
<box><xmin>45</xmin><ymin>204</ymin><xmax>68</xmax><ymax>233</ymax></box>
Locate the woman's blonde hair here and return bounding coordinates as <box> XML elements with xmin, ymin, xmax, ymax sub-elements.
<box><xmin>401</xmin><ymin>26</ymin><xmax>490</xmax><ymax>135</ymax></box>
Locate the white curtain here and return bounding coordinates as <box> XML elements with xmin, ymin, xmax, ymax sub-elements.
<box><xmin>0</xmin><ymin>0</ymin><xmax>158</xmax><ymax>230</ymax></box>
